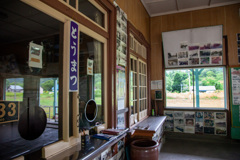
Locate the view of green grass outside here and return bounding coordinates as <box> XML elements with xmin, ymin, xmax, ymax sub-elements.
<box><xmin>6</xmin><ymin>92</ymin><xmax>56</xmax><ymax>119</ymax></box>
<box><xmin>5</xmin><ymin>92</ymin><xmax>24</xmax><ymax>101</ymax></box>
<box><xmin>165</xmin><ymin>67</ymin><xmax>226</xmax><ymax>108</ymax></box>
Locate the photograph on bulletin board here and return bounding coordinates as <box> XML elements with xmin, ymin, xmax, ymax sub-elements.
<box><xmin>237</xmin><ymin>33</ymin><xmax>240</xmax><ymax>64</ymax></box>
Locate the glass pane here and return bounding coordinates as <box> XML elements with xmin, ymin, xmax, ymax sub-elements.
<box><xmin>69</xmin><ymin>0</ymin><xmax>76</xmax><ymax>8</ymax></box>
<box><xmin>195</xmin><ymin>67</ymin><xmax>225</xmax><ymax>108</ymax></box>
<box><xmin>166</xmin><ymin>67</ymin><xmax>226</xmax><ymax>109</ymax></box>
<box><xmin>5</xmin><ymin>78</ymin><xmax>24</xmax><ymax>101</ymax></box>
<box><xmin>78</xmin><ymin>32</ymin><xmax>104</xmax><ymax>130</ymax></box>
<box><xmin>0</xmin><ymin>2</ymin><xmax>63</xmax><ymax>159</ymax></box>
<box><xmin>117</xmin><ymin>113</ymin><xmax>125</xmax><ymax>129</ymax></box>
<box><xmin>116</xmin><ymin>67</ymin><xmax>126</xmax><ymax>110</ymax></box>
<box><xmin>134</xmin><ymin>101</ymin><xmax>137</xmax><ymax>113</ymax></box>
<box><xmin>40</xmin><ymin>78</ymin><xmax>59</xmax><ymax>122</ymax></box>
<box><xmin>78</xmin><ymin>0</ymin><xmax>104</xmax><ymax>27</ymax></box>
<box><xmin>165</xmin><ymin>69</ymin><xmax>194</xmax><ymax>108</ymax></box>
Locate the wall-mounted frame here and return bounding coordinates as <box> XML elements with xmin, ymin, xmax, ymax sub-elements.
<box><xmin>162</xmin><ymin>25</ymin><xmax>223</xmax><ymax>68</ymax></box>
<box><xmin>155</xmin><ymin>90</ymin><xmax>163</xmax><ymax>100</ymax></box>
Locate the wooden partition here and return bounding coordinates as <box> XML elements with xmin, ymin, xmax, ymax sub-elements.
<box><xmin>150</xmin><ymin>4</ymin><xmax>240</xmax><ymax>115</ymax></box>
<box><xmin>109</xmin><ymin>0</ymin><xmax>150</xmax><ymax>43</ymax></box>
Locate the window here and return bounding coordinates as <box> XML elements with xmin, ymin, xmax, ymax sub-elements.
<box><xmin>130</xmin><ymin>55</ymin><xmax>148</xmax><ymax>126</ymax></box>
<box><xmin>165</xmin><ymin>67</ymin><xmax>226</xmax><ymax>109</ymax></box>
<box><xmin>78</xmin><ymin>32</ymin><xmax>104</xmax><ymax>129</ymax></box>
<box><xmin>0</xmin><ymin>2</ymin><xmax>63</xmax><ymax>158</ymax></box>
<box><xmin>5</xmin><ymin>78</ymin><xmax>24</xmax><ymax>101</ymax></box>
<box><xmin>61</xmin><ymin>0</ymin><xmax>106</xmax><ymax>29</ymax></box>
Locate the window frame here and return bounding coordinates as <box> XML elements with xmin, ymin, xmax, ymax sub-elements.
<box><xmin>59</xmin><ymin>0</ymin><xmax>108</xmax><ymax>32</ymax></box>
<box><xmin>20</xmin><ymin>0</ymin><xmax>115</xmax><ymax>158</ymax></box>
<box><xmin>127</xmin><ymin>22</ymin><xmax>150</xmax><ymax>129</ymax></box>
<box><xmin>164</xmin><ymin>66</ymin><xmax>227</xmax><ymax>110</ymax></box>
<box><xmin>77</xmin><ymin>24</ymin><xmax>108</xmax><ymax>130</ymax></box>
<box><xmin>129</xmin><ymin>49</ymin><xmax>148</xmax><ymax>126</ymax></box>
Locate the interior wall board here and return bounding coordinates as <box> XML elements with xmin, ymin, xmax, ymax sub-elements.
<box><xmin>191</xmin><ymin>6</ymin><xmax>225</xmax><ymax>32</ymax></box>
<box><xmin>151</xmin><ymin>16</ymin><xmax>162</xmax><ymax>44</ymax></box>
<box><xmin>151</xmin><ymin>43</ymin><xmax>163</xmax><ymax>81</ymax></box>
<box><xmin>225</xmin><ymin>4</ymin><xmax>240</xmax><ymax>66</ymax></box>
<box><xmin>161</xmin><ymin>12</ymin><xmax>192</xmax><ymax>32</ymax></box>
<box><xmin>110</xmin><ymin>0</ymin><xmax>150</xmax><ymax>43</ymax></box>
<box><xmin>150</xmin><ymin>3</ymin><xmax>240</xmax><ymax>112</ymax></box>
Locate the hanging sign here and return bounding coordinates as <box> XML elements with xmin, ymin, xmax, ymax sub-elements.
<box><xmin>69</xmin><ymin>21</ymin><xmax>79</xmax><ymax>92</ymax></box>
<box><xmin>0</xmin><ymin>101</ymin><xmax>19</xmax><ymax>124</ymax></box>
<box><xmin>29</xmin><ymin>42</ymin><xmax>43</xmax><ymax>68</ymax></box>
<box><xmin>87</xmin><ymin>59</ymin><xmax>93</xmax><ymax>75</ymax></box>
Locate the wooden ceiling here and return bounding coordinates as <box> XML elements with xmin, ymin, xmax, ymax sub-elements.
<box><xmin>141</xmin><ymin>0</ymin><xmax>240</xmax><ymax>17</ymax></box>
<box><xmin>0</xmin><ymin>0</ymin><xmax>60</xmax><ymax>45</ymax></box>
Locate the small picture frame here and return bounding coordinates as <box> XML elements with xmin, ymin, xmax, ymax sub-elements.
<box><xmin>155</xmin><ymin>90</ymin><xmax>163</xmax><ymax>100</ymax></box>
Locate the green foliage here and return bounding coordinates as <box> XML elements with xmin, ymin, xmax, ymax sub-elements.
<box><xmin>166</xmin><ymin>68</ymin><xmax>225</xmax><ymax>93</ymax></box>
<box><xmin>9</xmin><ymin>82</ymin><xmax>23</xmax><ymax>87</ymax></box>
<box><xmin>41</xmin><ymin>80</ymin><xmax>54</xmax><ymax>91</ymax></box>
<box><xmin>210</xmin><ymin>96</ymin><xmax>219</xmax><ymax>100</ymax></box>
<box><xmin>166</xmin><ymin>97</ymin><xmax>174</xmax><ymax>99</ymax></box>
<box><xmin>201</xmin><ymin>77</ymin><xmax>216</xmax><ymax>86</ymax></box>
<box><xmin>172</xmin><ymin>72</ymin><xmax>188</xmax><ymax>93</ymax></box>
<box><xmin>215</xmin><ymin>82</ymin><xmax>223</xmax><ymax>90</ymax></box>
<box><xmin>95</xmin><ymin>89</ymin><xmax>101</xmax><ymax>97</ymax></box>
<box><xmin>5</xmin><ymin>92</ymin><xmax>23</xmax><ymax>101</ymax></box>
<box><xmin>6</xmin><ymin>79</ymin><xmax>10</xmax><ymax>88</ymax></box>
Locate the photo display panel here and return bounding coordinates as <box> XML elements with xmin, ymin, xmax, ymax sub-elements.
<box><xmin>162</xmin><ymin>25</ymin><xmax>223</xmax><ymax>68</ymax></box>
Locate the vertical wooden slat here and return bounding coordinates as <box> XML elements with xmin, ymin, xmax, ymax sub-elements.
<box><xmin>75</xmin><ymin>0</ymin><xmax>78</xmax><ymax>11</ymax></box>
<box><xmin>62</xmin><ymin>21</ymin><xmax>70</xmax><ymax>142</ymax></box>
<box><xmin>0</xmin><ymin>78</ymin><xmax>3</xmax><ymax>100</ymax></box>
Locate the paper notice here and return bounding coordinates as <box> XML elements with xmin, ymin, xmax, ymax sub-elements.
<box><xmin>151</xmin><ymin>80</ymin><xmax>162</xmax><ymax>90</ymax></box>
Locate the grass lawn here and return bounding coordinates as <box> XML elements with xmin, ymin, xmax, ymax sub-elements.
<box><xmin>6</xmin><ymin>92</ymin><xmax>56</xmax><ymax>119</ymax></box>
<box><xmin>6</xmin><ymin>92</ymin><xmax>102</xmax><ymax>119</ymax></box>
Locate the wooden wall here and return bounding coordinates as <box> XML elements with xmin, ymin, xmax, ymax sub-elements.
<box><xmin>109</xmin><ymin>0</ymin><xmax>150</xmax><ymax>43</ymax></box>
<box><xmin>150</xmin><ymin>4</ymin><xmax>240</xmax><ymax>107</ymax></box>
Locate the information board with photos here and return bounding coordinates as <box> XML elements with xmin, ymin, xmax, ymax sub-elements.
<box><xmin>164</xmin><ymin>110</ymin><xmax>227</xmax><ymax>136</ymax></box>
<box><xmin>162</xmin><ymin>25</ymin><xmax>223</xmax><ymax>68</ymax></box>
<box><xmin>115</xmin><ymin>3</ymin><xmax>127</xmax><ymax>67</ymax></box>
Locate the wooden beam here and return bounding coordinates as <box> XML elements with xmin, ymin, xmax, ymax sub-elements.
<box><xmin>208</xmin><ymin>0</ymin><xmax>212</xmax><ymax>6</ymax></box>
<box><xmin>176</xmin><ymin>0</ymin><xmax>179</xmax><ymax>11</ymax></box>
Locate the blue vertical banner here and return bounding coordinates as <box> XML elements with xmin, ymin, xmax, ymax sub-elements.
<box><xmin>69</xmin><ymin>21</ymin><xmax>78</xmax><ymax>92</ymax></box>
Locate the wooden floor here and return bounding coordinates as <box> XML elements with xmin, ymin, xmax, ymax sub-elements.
<box><xmin>159</xmin><ymin>138</ymin><xmax>240</xmax><ymax>160</ymax></box>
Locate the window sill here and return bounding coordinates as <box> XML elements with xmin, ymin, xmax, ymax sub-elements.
<box><xmin>164</xmin><ymin>107</ymin><xmax>228</xmax><ymax>112</ymax></box>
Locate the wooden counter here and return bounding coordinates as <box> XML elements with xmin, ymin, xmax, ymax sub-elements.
<box><xmin>46</xmin><ymin>129</ymin><xmax>128</xmax><ymax>160</ymax></box>
<box><xmin>132</xmin><ymin>116</ymin><xmax>166</xmax><ymax>142</ymax></box>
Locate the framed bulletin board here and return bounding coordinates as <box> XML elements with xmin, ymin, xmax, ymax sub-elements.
<box><xmin>229</xmin><ymin>67</ymin><xmax>240</xmax><ymax>139</ymax></box>
<box><xmin>162</xmin><ymin>25</ymin><xmax>223</xmax><ymax>68</ymax></box>
<box><xmin>155</xmin><ymin>90</ymin><xmax>163</xmax><ymax>100</ymax></box>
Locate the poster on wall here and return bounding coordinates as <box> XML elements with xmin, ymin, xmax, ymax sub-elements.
<box><xmin>231</xmin><ymin>68</ymin><xmax>240</xmax><ymax>105</ymax></box>
<box><xmin>237</xmin><ymin>33</ymin><xmax>240</xmax><ymax>64</ymax></box>
<box><xmin>87</xmin><ymin>59</ymin><xmax>93</xmax><ymax>75</ymax></box>
<box><xmin>69</xmin><ymin>21</ymin><xmax>79</xmax><ymax>92</ymax></box>
<box><xmin>115</xmin><ymin>2</ymin><xmax>127</xmax><ymax>67</ymax></box>
<box><xmin>164</xmin><ymin>111</ymin><xmax>174</xmax><ymax>131</ymax></box>
<box><xmin>116</xmin><ymin>65</ymin><xmax>126</xmax><ymax>110</ymax></box>
<box><xmin>28</xmin><ymin>42</ymin><xmax>43</xmax><ymax>68</ymax></box>
<box><xmin>162</xmin><ymin>25</ymin><xmax>223</xmax><ymax>68</ymax></box>
<box><xmin>151</xmin><ymin>80</ymin><xmax>162</xmax><ymax>90</ymax></box>
<box><xmin>163</xmin><ymin>111</ymin><xmax>227</xmax><ymax>136</ymax></box>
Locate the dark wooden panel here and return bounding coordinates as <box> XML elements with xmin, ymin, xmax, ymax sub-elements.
<box><xmin>40</xmin><ymin>0</ymin><xmax>109</xmax><ymax>39</ymax></box>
